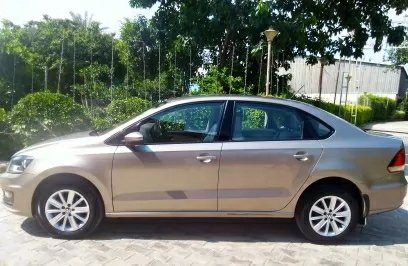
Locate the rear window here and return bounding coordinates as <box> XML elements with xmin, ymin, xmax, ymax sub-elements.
<box><xmin>232</xmin><ymin>101</ymin><xmax>333</xmax><ymax>141</ymax></box>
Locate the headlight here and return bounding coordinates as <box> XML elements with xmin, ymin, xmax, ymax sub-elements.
<box><xmin>7</xmin><ymin>155</ymin><xmax>34</xmax><ymax>174</ymax></box>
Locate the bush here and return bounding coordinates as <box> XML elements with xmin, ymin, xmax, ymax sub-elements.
<box><xmin>0</xmin><ymin>108</ymin><xmax>22</xmax><ymax>160</ymax></box>
<box><xmin>0</xmin><ymin>108</ymin><xmax>5</xmax><ymax>123</ymax></box>
<box><xmin>292</xmin><ymin>95</ymin><xmax>373</xmax><ymax>126</ymax></box>
<box><xmin>85</xmin><ymin>107</ymin><xmax>111</xmax><ymax>132</ymax></box>
<box><xmin>401</xmin><ymin>99</ymin><xmax>408</xmax><ymax>120</ymax></box>
<box><xmin>341</xmin><ymin>104</ymin><xmax>373</xmax><ymax>126</ymax></box>
<box><xmin>392</xmin><ymin>110</ymin><xmax>405</xmax><ymax>121</ymax></box>
<box><xmin>358</xmin><ymin>94</ymin><xmax>396</xmax><ymax>121</ymax></box>
<box><xmin>106</xmin><ymin>97</ymin><xmax>151</xmax><ymax>125</ymax></box>
<box><xmin>9</xmin><ymin>92</ymin><xmax>91</xmax><ymax>146</ymax></box>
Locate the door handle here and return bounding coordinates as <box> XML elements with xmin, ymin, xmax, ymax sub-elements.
<box><xmin>293</xmin><ymin>152</ymin><xmax>309</xmax><ymax>161</ymax></box>
<box><xmin>196</xmin><ymin>154</ymin><xmax>217</xmax><ymax>163</ymax></box>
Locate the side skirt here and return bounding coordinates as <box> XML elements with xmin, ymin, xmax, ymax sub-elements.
<box><xmin>105</xmin><ymin>211</ymin><xmax>294</xmax><ymax>218</ymax></box>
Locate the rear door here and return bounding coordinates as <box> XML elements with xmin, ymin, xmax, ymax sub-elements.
<box><xmin>218</xmin><ymin>101</ymin><xmax>327</xmax><ymax>211</ymax></box>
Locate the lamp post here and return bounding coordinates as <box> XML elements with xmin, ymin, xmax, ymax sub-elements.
<box><xmin>264</xmin><ymin>28</ymin><xmax>279</xmax><ymax>96</ymax></box>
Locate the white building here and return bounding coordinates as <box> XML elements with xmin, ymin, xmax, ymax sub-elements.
<box><xmin>288</xmin><ymin>57</ymin><xmax>408</xmax><ymax>104</ymax></box>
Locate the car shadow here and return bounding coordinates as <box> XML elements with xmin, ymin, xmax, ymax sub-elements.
<box><xmin>21</xmin><ymin>207</ymin><xmax>408</xmax><ymax>245</ymax></box>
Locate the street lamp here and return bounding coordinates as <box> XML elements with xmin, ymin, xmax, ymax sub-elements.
<box><xmin>264</xmin><ymin>28</ymin><xmax>279</xmax><ymax>96</ymax></box>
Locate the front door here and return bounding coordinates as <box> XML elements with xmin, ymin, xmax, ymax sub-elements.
<box><xmin>218</xmin><ymin>101</ymin><xmax>325</xmax><ymax>211</ymax></box>
<box><xmin>112</xmin><ymin>101</ymin><xmax>225</xmax><ymax>212</ymax></box>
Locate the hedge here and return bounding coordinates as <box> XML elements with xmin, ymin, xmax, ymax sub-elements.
<box><xmin>9</xmin><ymin>92</ymin><xmax>91</xmax><ymax>146</ymax></box>
<box><xmin>292</xmin><ymin>96</ymin><xmax>373</xmax><ymax>126</ymax></box>
<box><xmin>358</xmin><ymin>94</ymin><xmax>396</xmax><ymax>121</ymax></box>
<box><xmin>341</xmin><ymin>104</ymin><xmax>373</xmax><ymax>126</ymax></box>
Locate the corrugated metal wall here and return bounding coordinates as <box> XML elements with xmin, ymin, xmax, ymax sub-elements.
<box><xmin>288</xmin><ymin>57</ymin><xmax>401</xmax><ymax>96</ymax></box>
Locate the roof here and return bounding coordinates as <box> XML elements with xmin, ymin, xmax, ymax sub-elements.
<box><xmin>164</xmin><ymin>95</ymin><xmax>320</xmax><ymax>114</ymax></box>
<box><xmin>167</xmin><ymin>94</ymin><xmax>291</xmax><ymax>103</ymax></box>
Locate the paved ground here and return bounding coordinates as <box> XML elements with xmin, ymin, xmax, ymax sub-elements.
<box><xmin>1</xmin><ymin>123</ymin><xmax>408</xmax><ymax>266</ymax></box>
<box><xmin>1</xmin><ymin>198</ymin><xmax>408</xmax><ymax>266</ymax></box>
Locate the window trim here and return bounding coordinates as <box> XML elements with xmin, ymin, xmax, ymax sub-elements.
<box><xmin>106</xmin><ymin>100</ymin><xmax>228</xmax><ymax>146</ymax></box>
<box><xmin>225</xmin><ymin>101</ymin><xmax>334</xmax><ymax>142</ymax></box>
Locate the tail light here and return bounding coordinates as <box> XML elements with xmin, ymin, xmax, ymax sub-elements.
<box><xmin>388</xmin><ymin>148</ymin><xmax>405</xmax><ymax>173</ymax></box>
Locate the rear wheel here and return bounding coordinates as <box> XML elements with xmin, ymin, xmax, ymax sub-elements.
<box><xmin>295</xmin><ymin>187</ymin><xmax>359</xmax><ymax>243</ymax></box>
<box><xmin>34</xmin><ymin>182</ymin><xmax>104</xmax><ymax>239</ymax></box>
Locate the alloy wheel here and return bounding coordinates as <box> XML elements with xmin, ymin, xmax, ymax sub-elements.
<box><xmin>308</xmin><ymin>195</ymin><xmax>351</xmax><ymax>237</ymax></box>
<box><xmin>44</xmin><ymin>189</ymin><xmax>90</xmax><ymax>232</ymax></box>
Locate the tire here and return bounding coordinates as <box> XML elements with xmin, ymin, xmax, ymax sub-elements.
<box><xmin>33</xmin><ymin>181</ymin><xmax>104</xmax><ymax>239</ymax></box>
<box><xmin>295</xmin><ymin>186</ymin><xmax>359</xmax><ymax>243</ymax></box>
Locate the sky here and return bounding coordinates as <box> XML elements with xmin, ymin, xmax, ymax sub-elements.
<box><xmin>0</xmin><ymin>0</ymin><xmax>157</xmax><ymax>33</ymax></box>
<box><xmin>0</xmin><ymin>0</ymin><xmax>406</xmax><ymax>64</ymax></box>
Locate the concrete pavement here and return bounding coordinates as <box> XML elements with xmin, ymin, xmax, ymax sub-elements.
<box><xmin>0</xmin><ymin>195</ymin><xmax>408</xmax><ymax>266</ymax></box>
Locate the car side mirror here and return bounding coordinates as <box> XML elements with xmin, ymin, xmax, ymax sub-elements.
<box><xmin>123</xmin><ymin>132</ymin><xmax>144</xmax><ymax>146</ymax></box>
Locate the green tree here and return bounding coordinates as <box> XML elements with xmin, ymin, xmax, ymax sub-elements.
<box><xmin>130</xmin><ymin>0</ymin><xmax>408</xmax><ymax>94</ymax></box>
<box><xmin>193</xmin><ymin>66</ymin><xmax>244</xmax><ymax>95</ymax></box>
<box><xmin>106</xmin><ymin>97</ymin><xmax>150</xmax><ymax>125</ymax></box>
<box><xmin>388</xmin><ymin>42</ymin><xmax>408</xmax><ymax>66</ymax></box>
<box><xmin>0</xmin><ymin>15</ymin><xmax>123</xmax><ymax>107</ymax></box>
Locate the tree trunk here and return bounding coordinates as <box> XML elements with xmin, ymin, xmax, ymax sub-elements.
<box><xmin>318</xmin><ymin>61</ymin><xmax>324</xmax><ymax>103</ymax></box>
<box><xmin>57</xmin><ymin>37</ymin><xmax>65</xmax><ymax>93</ymax></box>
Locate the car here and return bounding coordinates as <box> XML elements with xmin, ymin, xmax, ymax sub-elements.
<box><xmin>0</xmin><ymin>95</ymin><xmax>407</xmax><ymax>242</ymax></box>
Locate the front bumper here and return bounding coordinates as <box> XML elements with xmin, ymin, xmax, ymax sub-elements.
<box><xmin>0</xmin><ymin>172</ymin><xmax>37</xmax><ymax>217</ymax></box>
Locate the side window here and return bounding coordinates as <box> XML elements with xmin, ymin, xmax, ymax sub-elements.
<box><xmin>302</xmin><ymin>113</ymin><xmax>333</xmax><ymax>139</ymax></box>
<box><xmin>232</xmin><ymin>102</ymin><xmax>305</xmax><ymax>141</ymax></box>
<box><xmin>137</xmin><ymin>102</ymin><xmax>225</xmax><ymax>144</ymax></box>
<box><xmin>241</xmin><ymin>108</ymin><xmax>267</xmax><ymax>129</ymax></box>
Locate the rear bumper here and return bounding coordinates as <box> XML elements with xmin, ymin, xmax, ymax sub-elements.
<box><xmin>367</xmin><ymin>177</ymin><xmax>407</xmax><ymax>215</ymax></box>
<box><xmin>0</xmin><ymin>172</ymin><xmax>36</xmax><ymax>217</ymax></box>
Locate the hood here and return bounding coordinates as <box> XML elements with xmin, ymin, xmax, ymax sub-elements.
<box><xmin>15</xmin><ymin>131</ymin><xmax>101</xmax><ymax>156</ymax></box>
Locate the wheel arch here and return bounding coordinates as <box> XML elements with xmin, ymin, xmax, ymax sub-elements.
<box><xmin>295</xmin><ymin>176</ymin><xmax>368</xmax><ymax>223</ymax></box>
<box><xmin>31</xmin><ymin>173</ymin><xmax>106</xmax><ymax>217</ymax></box>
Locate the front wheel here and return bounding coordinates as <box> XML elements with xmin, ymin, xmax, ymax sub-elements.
<box><xmin>34</xmin><ymin>182</ymin><xmax>104</xmax><ymax>239</ymax></box>
<box><xmin>295</xmin><ymin>188</ymin><xmax>359</xmax><ymax>243</ymax></box>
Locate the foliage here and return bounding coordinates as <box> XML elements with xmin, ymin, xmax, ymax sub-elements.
<box><xmin>293</xmin><ymin>95</ymin><xmax>373</xmax><ymax>126</ymax></box>
<box><xmin>192</xmin><ymin>66</ymin><xmax>245</xmax><ymax>95</ymax></box>
<box><xmin>0</xmin><ymin>108</ymin><xmax>22</xmax><ymax>160</ymax></box>
<box><xmin>392</xmin><ymin>110</ymin><xmax>405</xmax><ymax>121</ymax></box>
<box><xmin>242</xmin><ymin>108</ymin><xmax>266</xmax><ymax>129</ymax></box>
<box><xmin>388</xmin><ymin>41</ymin><xmax>408</xmax><ymax>66</ymax></box>
<box><xmin>405</xmin><ymin>102</ymin><xmax>408</xmax><ymax>120</ymax></box>
<box><xmin>84</xmin><ymin>106</ymin><xmax>110</xmax><ymax>132</ymax></box>
<box><xmin>0</xmin><ymin>15</ymin><xmax>124</xmax><ymax>108</ymax></box>
<box><xmin>392</xmin><ymin>97</ymin><xmax>406</xmax><ymax>120</ymax></box>
<box><xmin>358</xmin><ymin>94</ymin><xmax>396</xmax><ymax>121</ymax></box>
<box><xmin>8</xmin><ymin>92</ymin><xmax>91</xmax><ymax>145</ymax></box>
<box><xmin>342</xmin><ymin>104</ymin><xmax>373</xmax><ymax>126</ymax></box>
<box><xmin>0</xmin><ymin>108</ymin><xmax>5</xmax><ymax>123</ymax></box>
<box><xmin>106</xmin><ymin>97</ymin><xmax>150</xmax><ymax>125</ymax></box>
<box><xmin>131</xmin><ymin>0</ymin><xmax>407</xmax><ymax>94</ymax></box>
<box><xmin>0</xmin><ymin>3</ymin><xmax>407</xmax><ymax>153</ymax></box>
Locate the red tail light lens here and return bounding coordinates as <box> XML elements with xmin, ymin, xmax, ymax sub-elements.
<box><xmin>388</xmin><ymin>148</ymin><xmax>405</xmax><ymax>173</ymax></box>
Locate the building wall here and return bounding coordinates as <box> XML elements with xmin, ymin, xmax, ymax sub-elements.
<box><xmin>288</xmin><ymin>57</ymin><xmax>402</xmax><ymax>103</ymax></box>
<box><xmin>398</xmin><ymin>66</ymin><xmax>408</xmax><ymax>99</ymax></box>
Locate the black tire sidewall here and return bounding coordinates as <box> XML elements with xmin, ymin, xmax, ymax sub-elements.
<box><xmin>34</xmin><ymin>183</ymin><xmax>103</xmax><ymax>239</ymax></box>
<box><xmin>296</xmin><ymin>188</ymin><xmax>359</xmax><ymax>243</ymax></box>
